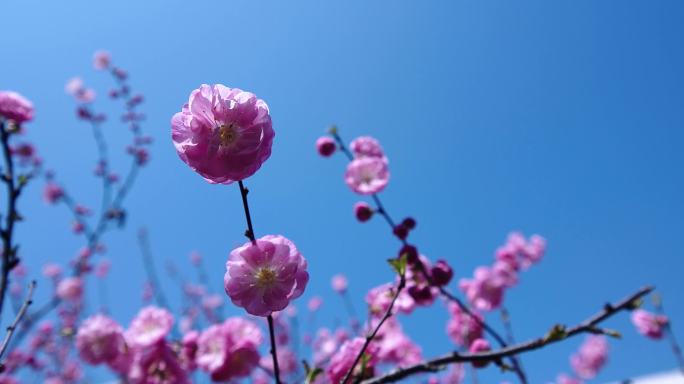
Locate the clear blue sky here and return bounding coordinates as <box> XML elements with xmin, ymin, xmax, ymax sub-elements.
<box><xmin>2</xmin><ymin>0</ymin><xmax>683</xmax><ymax>382</ymax></box>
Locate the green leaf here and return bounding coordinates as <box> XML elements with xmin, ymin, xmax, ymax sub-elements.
<box><xmin>328</xmin><ymin>125</ymin><xmax>338</xmax><ymax>135</ymax></box>
<box><xmin>603</xmin><ymin>328</ymin><xmax>622</xmax><ymax>339</ymax></box>
<box><xmin>544</xmin><ymin>324</ymin><xmax>567</xmax><ymax>342</ymax></box>
<box><xmin>387</xmin><ymin>254</ymin><xmax>408</xmax><ymax>277</ymax></box>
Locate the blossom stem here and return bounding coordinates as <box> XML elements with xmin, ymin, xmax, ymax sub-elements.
<box><xmin>0</xmin><ymin>280</ymin><xmax>35</xmax><ymax>368</ymax></box>
<box><xmin>0</xmin><ymin>121</ymin><xmax>23</xmax><ymax>319</ymax></box>
<box><xmin>361</xmin><ymin>286</ymin><xmax>653</xmax><ymax>384</ymax></box>
<box><xmin>267</xmin><ymin>314</ymin><xmax>283</xmax><ymax>384</ymax></box>
<box><xmin>342</xmin><ymin>275</ymin><xmax>407</xmax><ymax>384</ymax></box>
<box><xmin>238</xmin><ymin>180</ymin><xmax>257</xmax><ymax>245</ymax></box>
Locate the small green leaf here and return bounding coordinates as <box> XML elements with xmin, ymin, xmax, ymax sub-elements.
<box><xmin>544</xmin><ymin>324</ymin><xmax>567</xmax><ymax>342</ymax></box>
<box><xmin>603</xmin><ymin>328</ymin><xmax>622</xmax><ymax>339</ymax></box>
<box><xmin>328</xmin><ymin>125</ymin><xmax>338</xmax><ymax>135</ymax></box>
<box><xmin>387</xmin><ymin>254</ymin><xmax>408</xmax><ymax>277</ymax></box>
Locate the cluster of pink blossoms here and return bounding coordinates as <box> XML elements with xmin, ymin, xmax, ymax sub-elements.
<box><xmin>459</xmin><ymin>232</ymin><xmax>546</xmax><ymax>312</ymax></box>
<box><xmin>0</xmin><ymin>91</ymin><xmax>34</xmax><ymax>124</ymax></box>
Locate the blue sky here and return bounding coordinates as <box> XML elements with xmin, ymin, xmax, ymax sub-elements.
<box><xmin>1</xmin><ymin>0</ymin><xmax>684</xmax><ymax>382</ymax></box>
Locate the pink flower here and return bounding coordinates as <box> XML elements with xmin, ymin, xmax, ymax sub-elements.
<box><xmin>556</xmin><ymin>374</ymin><xmax>583</xmax><ymax>384</ymax></box>
<box><xmin>65</xmin><ymin>77</ymin><xmax>84</xmax><ymax>95</ymax></box>
<box><xmin>631</xmin><ymin>309</ymin><xmax>668</xmax><ymax>340</ymax></box>
<box><xmin>76</xmin><ymin>314</ymin><xmax>125</xmax><ymax>365</ymax></box>
<box><xmin>468</xmin><ymin>338</ymin><xmax>491</xmax><ymax>368</ymax></box>
<box><xmin>313</xmin><ymin>328</ymin><xmax>341</xmax><ymax>364</ymax></box>
<box><xmin>128</xmin><ymin>342</ymin><xmax>189</xmax><ymax>384</ymax></box>
<box><xmin>56</xmin><ymin>277</ymin><xmax>83</xmax><ymax>302</ymax></box>
<box><xmin>224</xmin><ymin>235</ymin><xmax>309</xmax><ymax>316</ymax></box>
<box><xmin>180</xmin><ymin>331</ymin><xmax>199</xmax><ymax>371</ymax></box>
<box><xmin>570</xmin><ymin>335</ymin><xmax>608</xmax><ymax>379</ymax></box>
<box><xmin>459</xmin><ymin>266</ymin><xmax>505</xmax><ymax>312</ymax></box>
<box><xmin>344</xmin><ymin>157</ymin><xmax>389</xmax><ymax>195</ymax></box>
<box><xmin>446</xmin><ymin>303</ymin><xmax>483</xmax><ymax>347</ymax></box>
<box><xmin>125</xmin><ymin>306</ymin><xmax>174</xmax><ymax>348</ymax></box>
<box><xmin>350</xmin><ymin>136</ymin><xmax>384</xmax><ymax>159</ymax></box>
<box><xmin>65</xmin><ymin>77</ymin><xmax>96</xmax><ymax>103</ymax></box>
<box><xmin>327</xmin><ymin>337</ymin><xmax>378</xmax><ymax>384</ymax></box>
<box><xmin>41</xmin><ymin>263</ymin><xmax>62</xmax><ymax>279</ymax></box>
<box><xmin>366</xmin><ymin>282</ymin><xmax>415</xmax><ymax>317</ymax></box>
<box><xmin>93</xmin><ymin>50</ymin><xmax>111</xmax><ymax>70</ymax></box>
<box><xmin>43</xmin><ymin>183</ymin><xmax>64</xmax><ymax>204</ymax></box>
<box><xmin>308</xmin><ymin>296</ymin><xmax>323</xmax><ymax>312</ymax></box>
<box><xmin>94</xmin><ymin>259</ymin><xmax>111</xmax><ymax>278</ymax></box>
<box><xmin>331</xmin><ymin>274</ymin><xmax>348</xmax><ymax>293</ymax></box>
<box><xmin>316</xmin><ymin>136</ymin><xmax>336</xmax><ymax>157</ymax></box>
<box><xmin>354</xmin><ymin>202</ymin><xmax>374</xmax><ymax>222</ymax></box>
<box><xmin>171</xmin><ymin>84</ymin><xmax>274</xmax><ymax>184</ymax></box>
<box><xmin>196</xmin><ymin>317</ymin><xmax>261</xmax><ymax>381</ymax></box>
<box><xmin>374</xmin><ymin>318</ymin><xmax>422</xmax><ymax>368</ymax></box>
<box><xmin>0</xmin><ymin>91</ymin><xmax>33</xmax><ymax>123</ymax></box>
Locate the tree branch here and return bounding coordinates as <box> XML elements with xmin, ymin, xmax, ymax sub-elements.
<box><xmin>0</xmin><ymin>280</ymin><xmax>35</xmax><ymax>370</ymax></box>
<box><xmin>362</xmin><ymin>286</ymin><xmax>653</xmax><ymax>384</ymax></box>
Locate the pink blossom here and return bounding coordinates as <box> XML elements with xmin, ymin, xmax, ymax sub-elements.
<box><xmin>189</xmin><ymin>251</ymin><xmax>202</xmax><ymax>265</ymax></box>
<box><xmin>345</xmin><ymin>157</ymin><xmax>390</xmax><ymax>195</ymax></box>
<box><xmin>374</xmin><ymin>318</ymin><xmax>422</xmax><ymax>368</ymax></box>
<box><xmin>195</xmin><ymin>317</ymin><xmax>262</xmax><ymax>381</ymax></box>
<box><xmin>125</xmin><ymin>306</ymin><xmax>174</xmax><ymax>348</ymax></box>
<box><xmin>430</xmin><ymin>259</ymin><xmax>454</xmax><ymax>287</ymax></box>
<box><xmin>224</xmin><ymin>235</ymin><xmax>309</xmax><ymax>316</ymax></box>
<box><xmin>65</xmin><ymin>77</ymin><xmax>84</xmax><ymax>95</ymax></box>
<box><xmin>260</xmin><ymin>347</ymin><xmax>298</xmax><ymax>375</ymax></box>
<box><xmin>313</xmin><ymin>328</ymin><xmax>340</xmax><ymax>364</ymax></box>
<box><xmin>93</xmin><ymin>50</ymin><xmax>111</xmax><ymax>70</ymax></box>
<box><xmin>331</xmin><ymin>274</ymin><xmax>348</xmax><ymax>293</ymax></box>
<box><xmin>0</xmin><ymin>91</ymin><xmax>33</xmax><ymax>123</ymax></box>
<box><xmin>76</xmin><ymin>314</ymin><xmax>125</xmax><ymax>365</ymax></box>
<box><xmin>65</xmin><ymin>77</ymin><xmax>96</xmax><ymax>103</ymax></box>
<box><xmin>308</xmin><ymin>296</ymin><xmax>323</xmax><ymax>312</ymax></box>
<box><xmin>354</xmin><ymin>201</ymin><xmax>374</xmax><ymax>222</ymax></box>
<box><xmin>94</xmin><ymin>259</ymin><xmax>111</xmax><ymax>278</ymax></box>
<box><xmin>556</xmin><ymin>374</ymin><xmax>583</xmax><ymax>384</ymax></box>
<box><xmin>446</xmin><ymin>303</ymin><xmax>483</xmax><ymax>347</ymax></box>
<box><xmin>459</xmin><ymin>266</ymin><xmax>505</xmax><ymax>312</ymax></box>
<box><xmin>570</xmin><ymin>335</ymin><xmax>608</xmax><ymax>379</ymax></box>
<box><xmin>180</xmin><ymin>331</ymin><xmax>199</xmax><ymax>371</ymax></box>
<box><xmin>350</xmin><ymin>136</ymin><xmax>385</xmax><ymax>159</ymax></box>
<box><xmin>128</xmin><ymin>342</ymin><xmax>189</xmax><ymax>384</ymax></box>
<box><xmin>171</xmin><ymin>84</ymin><xmax>274</xmax><ymax>184</ymax></box>
<box><xmin>327</xmin><ymin>337</ymin><xmax>378</xmax><ymax>384</ymax></box>
<box><xmin>41</xmin><ymin>263</ymin><xmax>62</xmax><ymax>279</ymax></box>
<box><xmin>366</xmin><ymin>282</ymin><xmax>415</xmax><ymax>317</ymax></box>
<box><xmin>631</xmin><ymin>309</ymin><xmax>668</xmax><ymax>340</ymax></box>
<box><xmin>43</xmin><ymin>183</ymin><xmax>64</xmax><ymax>204</ymax></box>
<box><xmin>316</xmin><ymin>136</ymin><xmax>336</xmax><ymax>157</ymax></box>
<box><xmin>56</xmin><ymin>277</ymin><xmax>83</xmax><ymax>302</ymax></box>
<box><xmin>202</xmin><ymin>294</ymin><xmax>223</xmax><ymax>310</ymax></box>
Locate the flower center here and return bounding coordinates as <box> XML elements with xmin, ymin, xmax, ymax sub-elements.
<box><xmin>218</xmin><ymin>123</ymin><xmax>239</xmax><ymax>146</ymax></box>
<box><xmin>255</xmin><ymin>268</ymin><xmax>277</xmax><ymax>288</ymax></box>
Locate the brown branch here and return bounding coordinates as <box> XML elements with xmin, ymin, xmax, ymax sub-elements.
<box><xmin>0</xmin><ymin>280</ymin><xmax>36</xmax><ymax>369</ymax></box>
<box><xmin>362</xmin><ymin>286</ymin><xmax>653</xmax><ymax>384</ymax></box>
<box><xmin>342</xmin><ymin>275</ymin><xmax>407</xmax><ymax>384</ymax></box>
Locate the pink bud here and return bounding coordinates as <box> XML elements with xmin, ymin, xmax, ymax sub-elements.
<box><xmin>354</xmin><ymin>202</ymin><xmax>373</xmax><ymax>222</ymax></box>
<box><xmin>430</xmin><ymin>260</ymin><xmax>453</xmax><ymax>286</ymax></box>
<box><xmin>316</xmin><ymin>136</ymin><xmax>336</xmax><ymax>157</ymax></box>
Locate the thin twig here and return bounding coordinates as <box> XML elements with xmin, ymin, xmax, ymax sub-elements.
<box><xmin>653</xmin><ymin>296</ymin><xmax>684</xmax><ymax>375</ymax></box>
<box><xmin>342</xmin><ymin>276</ymin><xmax>407</xmax><ymax>384</ymax></box>
<box><xmin>137</xmin><ymin>228</ymin><xmax>171</xmax><ymax>310</ymax></box>
<box><xmin>362</xmin><ymin>286</ymin><xmax>653</xmax><ymax>384</ymax></box>
<box><xmin>267</xmin><ymin>315</ymin><xmax>282</xmax><ymax>384</ymax></box>
<box><xmin>0</xmin><ymin>280</ymin><xmax>35</xmax><ymax>365</ymax></box>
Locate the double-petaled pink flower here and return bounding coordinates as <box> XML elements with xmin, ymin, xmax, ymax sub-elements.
<box><xmin>631</xmin><ymin>309</ymin><xmax>668</xmax><ymax>340</ymax></box>
<box><xmin>327</xmin><ymin>337</ymin><xmax>378</xmax><ymax>383</ymax></box>
<box><xmin>125</xmin><ymin>306</ymin><xmax>174</xmax><ymax>348</ymax></box>
<box><xmin>459</xmin><ymin>266</ymin><xmax>505</xmax><ymax>312</ymax></box>
<box><xmin>224</xmin><ymin>235</ymin><xmax>308</xmax><ymax>316</ymax></box>
<box><xmin>195</xmin><ymin>317</ymin><xmax>262</xmax><ymax>381</ymax></box>
<box><xmin>172</xmin><ymin>84</ymin><xmax>274</xmax><ymax>184</ymax></box>
<box><xmin>350</xmin><ymin>136</ymin><xmax>385</xmax><ymax>159</ymax></box>
<box><xmin>76</xmin><ymin>314</ymin><xmax>125</xmax><ymax>365</ymax></box>
<box><xmin>0</xmin><ymin>91</ymin><xmax>33</xmax><ymax>124</ymax></box>
<box><xmin>345</xmin><ymin>157</ymin><xmax>390</xmax><ymax>195</ymax></box>
<box><xmin>446</xmin><ymin>303</ymin><xmax>483</xmax><ymax>347</ymax></box>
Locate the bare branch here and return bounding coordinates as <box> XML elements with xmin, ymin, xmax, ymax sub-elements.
<box><xmin>0</xmin><ymin>280</ymin><xmax>36</xmax><ymax>369</ymax></box>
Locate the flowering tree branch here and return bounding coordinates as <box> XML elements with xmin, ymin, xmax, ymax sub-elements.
<box><xmin>329</xmin><ymin>128</ymin><xmax>528</xmax><ymax>383</ymax></box>
<box><xmin>362</xmin><ymin>285</ymin><xmax>653</xmax><ymax>384</ymax></box>
<box><xmin>342</xmin><ymin>273</ymin><xmax>407</xmax><ymax>384</ymax></box>
<box><xmin>0</xmin><ymin>279</ymin><xmax>35</xmax><ymax>370</ymax></box>
<box><xmin>137</xmin><ymin>228</ymin><xmax>170</xmax><ymax>310</ymax></box>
